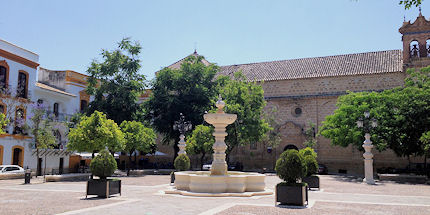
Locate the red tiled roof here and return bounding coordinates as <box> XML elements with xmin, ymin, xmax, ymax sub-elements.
<box><xmin>219</xmin><ymin>50</ymin><xmax>403</xmax><ymax>81</ymax></box>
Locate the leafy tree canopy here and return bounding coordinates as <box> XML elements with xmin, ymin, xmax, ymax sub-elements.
<box><xmin>144</xmin><ymin>55</ymin><xmax>219</xmax><ymax>147</ymax></box>
<box><xmin>399</xmin><ymin>0</ymin><xmax>423</xmax><ymax>9</ymax></box>
<box><xmin>86</xmin><ymin>38</ymin><xmax>147</xmax><ymax>124</ymax></box>
<box><xmin>319</xmin><ymin>67</ymin><xmax>430</xmax><ymax>158</ymax></box>
<box><xmin>121</xmin><ymin>120</ymin><xmax>157</xmax><ymax>154</ymax></box>
<box><xmin>186</xmin><ymin>125</ymin><xmax>214</xmax><ymax>169</ymax></box>
<box><xmin>0</xmin><ymin>113</ymin><xmax>8</xmax><ymax>134</ymax></box>
<box><xmin>217</xmin><ymin>72</ymin><xmax>270</xmax><ymax>160</ymax></box>
<box><xmin>68</xmin><ymin>111</ymin><xmax>125</xmax><ymax>154</ymax></box>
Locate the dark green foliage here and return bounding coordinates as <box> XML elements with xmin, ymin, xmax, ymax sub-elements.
<box><xmin>303</xmin><ymin>155</ymin><xmax>318</xmax><ymax>177</ymax></box>
<box><xmin>399</xmin><ymin>0</ymin><xmax>423</xmax><ymax>9</ymax></box>
<box><xmin>319</xmin><ymin>67</ymin><xmax>430</xmax><ymax>159</ymax></box>
<box><xmin>275</xmin><ymin>150</ymin><xmax>306</xmax><ymax>184</ymax></box>
<box><xmin>90</xmin><ymin>150</ymin><xmax>117</xmax><ymax>180</ymax></box>
<box><xmin>174</xmin><ymin>154</ymin><xmax>190</xmax><ymax>171</ymax></box>
<box><xmin>186</xmin><ymin>125</ymin><xmax>214</xmax><ymax>169</ymax></box>
<box><xmin>144</xmin><ymin>55</ymin><xmax>219</xmax><ymax>154</ymax></box>
<box><xmin>217</xmin><ymin>72</ymin><xmax>270</xmax><ymax>161</ymax></box>
<box><xmin>86</xmin><ymin>38</ymin><xmax>147</xmax><ymax>124</ymax></box>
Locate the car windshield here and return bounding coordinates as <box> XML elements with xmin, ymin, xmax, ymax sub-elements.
<box><xmin>0</xmin><ymin>167</ymin><xmax>3</xmax><ymax>171</ymax></box>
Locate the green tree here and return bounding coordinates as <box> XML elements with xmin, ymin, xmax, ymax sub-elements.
<box><xmin>319</xmin><ymin>67</ymin><xmax>430</xmax><ymax>164</ymax></box>
<box><xmin>261</xmin><ymin>106</ymin><xmax>282</xmax><ymax>149</ymax></box>
<box><xmin>217</xmin><ymin>72</ymin><xmax>270</xmax><ymax>162</ymax></box>
<box><xmin>0</xmin><ymin>113</ymin><xmax>8</xmax><ymax>134</ymax></box>
<box><xmin>120</xmin><ymin>120</ymin><xmax>156</xmax><ymax>174</ymax></box>
<box><xmin>68</xmin><ymin>111</ymin><xmax>125</xmax><ymax>158</ymax></box>
<box><xmin>86</xmin><ymin>38</ymin><xmax>147</xmax><ymax>124</ymax></box>
<box><xmin>144</xmin><ymin>55</ymin><xmax>219</xmax><ymax>158</ymax></box>
<box><xmin>29</xmin><ymin>103</ymin><xmax>56</xmax><ymax>176</ymax></box>
<box><xmin>399</xmin><ymin>0</ymin><xmax>423</xmax><ymax>9</ymax></box>
<box><xmin>186</xmin><ymin>125</ymin><xmax>214</xmax><ymax>170</ymax></box>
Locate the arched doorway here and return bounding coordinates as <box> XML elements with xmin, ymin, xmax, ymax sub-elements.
<box><xmin>283</xmin><ymin>144</ymin><xmax>299</xmax><ymax>151</ymax></box>
<box><xmin>11</xmin><ymin>146</ymin><xmax>24</xmax><ymax>167</ymax></box>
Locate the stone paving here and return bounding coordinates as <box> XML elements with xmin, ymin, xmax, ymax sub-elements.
<box><xmin>0</xmin><ymin>174</ymin><xmax>429</xmax><ymax>215</ymax></box>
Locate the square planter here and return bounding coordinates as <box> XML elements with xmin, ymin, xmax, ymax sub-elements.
<box><xmin>276</xmin><ymin>183</ymin><xmax>308</xmax><ymax>206</ymax></box>
<box><xmin>86</xmin><ymin>179</ymin><xmax>121</xmax><ymax>198</ymax></box>
<box><xmin>302</xmin><ymin>175</ymin><xmax>320</xmax><ymax>190</ymax></box>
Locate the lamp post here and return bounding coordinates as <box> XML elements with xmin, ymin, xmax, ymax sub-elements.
<box><xmin>173</xmin><ymin>113</ymin><xmax>192</xmax><ymax>156</ymax></box>
<box><xmin>356</xmin><ymin>111</ymin><xmax>378</xmax><ymax>185</ymax></box>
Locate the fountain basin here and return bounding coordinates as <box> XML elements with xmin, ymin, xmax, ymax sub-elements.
<box><xmin>174</xmin><ymin>171</ymin><xmax>266</xmax><ymax>193</ymax></box>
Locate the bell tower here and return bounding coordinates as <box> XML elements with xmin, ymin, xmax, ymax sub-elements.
<box><xmin>399</xmin><ymin>10</ymin><xmax>430</xmax><ymax>67</ymax></box>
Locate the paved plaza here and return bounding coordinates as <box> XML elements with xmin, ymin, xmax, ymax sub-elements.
<box><xmin>0</xmin><ymin>174</ymin><xmax>429</xmax><ymax>215</ymax></box>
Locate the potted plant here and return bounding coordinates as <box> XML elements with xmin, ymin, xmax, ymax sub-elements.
<box><xmin>300</xmin><ymin>147</ymin><xmax>320</xmax><ymax>190</ymax></box>
<box><xmin>86</xmin><ymin>150</ymin><xmax>121</xmax><ymax>198</ymax></box>
<box><xmin>275</xmin><ymin>149</ymin><xmax>308</xmax><ymax>206</ymax></box>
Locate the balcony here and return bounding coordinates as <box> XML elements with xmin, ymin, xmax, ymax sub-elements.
<box><xmin>46</xmin><ymin>111</ymin><xmax>73</xmax><ymax>122</ymax></box>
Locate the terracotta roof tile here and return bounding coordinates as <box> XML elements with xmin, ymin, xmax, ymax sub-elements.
<box><xmin>219</xmin><ymin>50</ymin><xmax>403</xmax><ymax>81</ymax></box>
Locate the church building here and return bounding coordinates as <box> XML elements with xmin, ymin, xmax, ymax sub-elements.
<box><xmin>163</xmin><ymin>13</ymin><xmax>430</xmax><ymax>174</ymax></box>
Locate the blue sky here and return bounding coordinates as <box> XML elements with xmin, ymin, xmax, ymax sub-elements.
<box><xmin>0</xmin><ymin>0</ymin><xmax>427</xmax><ymax>80</ymax></box>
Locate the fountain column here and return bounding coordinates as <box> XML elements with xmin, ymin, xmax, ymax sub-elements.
<box><xmin>204</xmin><ymin>98</ymin><xmax>237</xmax><ymax>176</ymax></box>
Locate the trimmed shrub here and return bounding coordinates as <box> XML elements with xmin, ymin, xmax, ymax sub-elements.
<box><xmin>174</xmin><ymin>154</ymin><xmax>190</xmax><ymax>171</ymax></box>
<box><xmin>303</xmin><ymin>155</ymin><xmax>318</xmax><ymax>177</ymax></box>
<box><xmin>90</xmin><ymin>150</ymin><xmax>117</xmax><ymax>180</ymax></box>
<box><xmin>299</xmin><ymin>147</ymin><xmax>317</xmax><ymax>159</ymax></box>
<box><xmin>275</xmin><ymin>149</ymin><xmax>306</xmax><ymax>184</ymax></box>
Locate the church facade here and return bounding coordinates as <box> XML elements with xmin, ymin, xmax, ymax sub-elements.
<box><xmin>163</xmin><ymin>13</ymin><xmax>430</xmax><ymax>174</ymax></box>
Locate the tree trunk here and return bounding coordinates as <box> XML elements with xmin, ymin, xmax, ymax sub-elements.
<box><xmin>200</xmin><ymin>153</ymin><xmax>205</xmax><ymax>170</ymax></box>
<box><xmin>36</xmin><ymin>148</ymin><xmax>40</xmax><ymax>177</ymax></box>
<box><xmin>43</xmin><ymin>154</ymin><xmax>47</xmax><ymax>182</ymax></box>
<box><xmin>134</xmin><ymin>152</ymin><xmax>137</xmax><ymax>169</ymax></box>
<box><xmin>173</xmin><ymin>144</ymin><xmax>179</xmax><ymax>163</ymax></box>
<box><xmin>91</xmin><ymin>151</ymin><xmax>95</xmax><ymax>179</ymax></box>
<box><xmin>127</xmin><ymin>151</ymin><xmax>133</xmax><ymax>176</ymax></box>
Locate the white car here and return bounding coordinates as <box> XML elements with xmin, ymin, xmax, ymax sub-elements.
<box><xmin>0</xmin><ymin>165</ymin><xmax>25</xmax><ymax>174</ymax></box>
<box><xmin>202</xmin><ymin>163</ymin><xmax>212</xmax><ymax>171</ymax></box>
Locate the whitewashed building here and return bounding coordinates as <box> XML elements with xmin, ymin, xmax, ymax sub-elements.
<box><xmin>0</xmin><ymin>39</ymin><xmax>90</xmax><ymax>175</ymax></box>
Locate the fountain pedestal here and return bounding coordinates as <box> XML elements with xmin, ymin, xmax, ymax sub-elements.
<box><xmin>167</xmin><ymin>97</ymin><xmax>272</xmax><ymax>196</ymax></box>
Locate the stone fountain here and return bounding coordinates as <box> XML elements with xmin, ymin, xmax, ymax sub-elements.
<box><xmin>165</xmin><ymin>98</ymin><xmax>272</xmax><ymax>196</ymax></box>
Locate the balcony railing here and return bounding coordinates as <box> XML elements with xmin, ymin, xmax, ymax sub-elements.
<box><xmin>46</xmin><ymin>111</ymin><xmax>73</xmax><ymax>122</ymax></box>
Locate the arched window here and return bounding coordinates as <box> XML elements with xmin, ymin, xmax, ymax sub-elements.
<box><xmin>410</xmin><ymin>40</ymin><xmax>420</xmax><ymax>58</ymax></box>
<box><xmin>80</xmin><ymin>100</ymin><xmax>88</xmax><ymax>112</ymax></box>
<box><xmin>53</xmin><ymin>103</ymin><xmax>59</xmax><ymax>117</ymax></box>
<box><xmin>0</xmin><ymin>66</ymin><xmax>7</xmax><ymax>91</ymax></box>
<box><xmin>17</xmin><ymin>71</ymin><xmax>28</xmax><ymax>98</ymax></box>
<box><xmin>13</xmin><ymin>108</ymin><xmax>25</xmax><ymax>134</ymax></box>
<box><xmin>0</xmin><ymin>104</ymin><xmax>5</xmax><ymax>114</ymax></box>
<box><xmin>426</xmin><ymin>39</ymin><xmax>430</xmax><ymax>57</ymax></box>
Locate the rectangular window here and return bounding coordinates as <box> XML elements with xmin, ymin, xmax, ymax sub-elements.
<box><xmin>17</xmin><ymin>72</ymin><xmax>27</xmax><ymax>98</ymax></box>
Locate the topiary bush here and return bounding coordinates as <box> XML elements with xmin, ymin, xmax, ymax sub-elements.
<box><xmin>299</xmin><ymin>147</ymin><xmax>317</xmax><ymax>159</ymax></box>
<box><xmin>174</xmin><ymin>154</ymin><xmax>190</xmax><ymax>171</ymax></box>
<box><xmin>90</xmin><ymin>149</ymin><xmax>117</xmax><ymax>180</ymax></box>
<box><xmin>275</xmin><ymin>149</ymin><xmax>306</xmax><ymax>184</ymax></box>
<box><xmin>303</xmin><ymin>155</ymin><xmax>318</xmax><ymax>177</ymax></box>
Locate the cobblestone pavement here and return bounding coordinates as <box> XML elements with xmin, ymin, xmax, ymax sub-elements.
<box><xmin>0</xmin><ymin>174</ymin><xmax>429</xmax><ymax>215</ymax></box>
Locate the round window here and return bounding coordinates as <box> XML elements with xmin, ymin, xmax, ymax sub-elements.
<box><xmin>294</xmin><ymin>107</ymin><xmax>302</xmax><ymax>116</ymax></box>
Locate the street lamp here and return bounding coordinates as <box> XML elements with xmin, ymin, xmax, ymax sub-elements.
<box><xmin>356</xmin><ymin>111</ymin><xmax>378</xmax><ymax>185</ymax></box>
<box><xmin>173</xmin><ymin>113</ymin><xmax>192</xmax><ymax>155</ymax></box>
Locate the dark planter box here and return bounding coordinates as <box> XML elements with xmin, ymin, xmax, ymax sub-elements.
<box><xmin>86</xmin><ymin>179</ymin><xmax>121</xmax><ymax>198</ymax></box>
<box><xmin>276</xmin><ymin>183</ymin><xmax>308</xmax><ymax>206</ymax></box>
<box><xmin>303</xmin><ymin>175</ymin><xmax>320</xmax><ymax>189</ymax></box>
